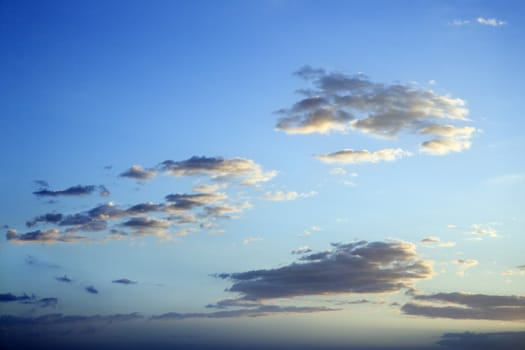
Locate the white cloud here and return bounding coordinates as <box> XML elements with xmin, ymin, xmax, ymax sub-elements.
<box><xmin>263</xmin><ymin>190</ymin><xmax>317</xmax><ymax>201</ymax></box>
<box><xmin>243</xmin><ymin>236</ymin><xmax>262</xmax><ymax>245</ymax></box>
<box><xmin>316</xmin><ymin>148</ymin><xmax>410</xmax><ymax>164</ymax></box>
<box><xmin>420</xmin><ymin>236</ymin><xmax>456</xmax><ymax>248</ymax></box>
<box><xmin>449</xmin><ymin>19</ymin><xmax>470</xmax><ymax>26</ymax></box>
<box><xmin>477</xmin><ymin>17</ymin><xmax>507</xmax><ymax>27</ymax></box>
<box><xmin>470</xmin><ymin>224</ymin><xmax>499</xmax><ymax>238</ymax></box>
<box><xmin>454</xmin><ymin>259</ymin><xmax>479</xmax><ymax>277</ymax></box>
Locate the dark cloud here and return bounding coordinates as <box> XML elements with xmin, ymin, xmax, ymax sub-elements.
<box><xmin>517</xmin><ymin>264</ymin><xmax>525</xmax><ymax>270</ymax></box>
<box><xmin>85</xmin><ymin>286</ymin><xmax>98</xmax><ymax>294</ymax></box>
<box><xmin>121</xmin><ymin>217</ymin><xmax>169</xmax><ymax>229</ymax></box>
<box><xmin>0</xmin><ymin>292</ymin><xmax>32</xmax><ymax>303</ymax></box>
<box><xmin>402</xmin><ymin>292</ymin><xmax>525</xmax><ymax>321</ymax></box>
<box><xmin>126</xmin><ymin>203</ymin><xmax>163</xmax><ymax>215</ymax></box>
<box><xmin>120</xmin><ymin>165</ymin><xmax>157</xmax><ymax>180</ymax></box>
<box><xmin>159</xmin><ymin>156</ymin><xmax>276</xmax><ymax>186</ymax></box>
<box><xmin>0</xmin><ymin>312</ymin><xmax>143</xmax><ymax>327</ymax></box>
<box><xmin>276</xmin><ymin>66</ymin><xmax>475</xmax><ymax>156</ymax></box>
<box><xmin>112</xmin><ymin>278</ymin><xmax>137</xmax><ymax>285</ymax></box>
<box><xmin>98</xmin><ymin>185</ymin><xmax>110</xmax><ymax>197</ymax></box>
<box><xmin>33</xmin><ymin>185</ymin><xmax>97</xmax><ymax>197</ymax></box>
<box><xmin>217</xmin><ymin>240</ymin><xmax>432</xmax><ymax>300</ymax></box>
<box><xmin>26</xmin><ymin>213</ymin><xmax>63</xmax><ymax>228</ymax></box>
<box><xmin>151</xmin><ymin>305</ymin><xmax>339</xmax><ymax>320</ymax></box>
<box><xmin>0</xmin><ymin>293</ymin><xmax>57</xmax><ymax>308</ymax></box>
<box><xmin>437</xmin><ymin>332</ymin><xmax>525</xmax><ymax>350</ymax></box>
<box><xmin>6</xmin><ymin>228</ymin><xmax>85</xmax><ymax>244</ymax></box>
<box><xmin>55</xmin><ymin>275</ymin><xmax>72</xmax><ymax>283</ymax></box>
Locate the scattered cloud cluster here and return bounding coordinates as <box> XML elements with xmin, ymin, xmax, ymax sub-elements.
<box><xmin>469</xmin><ymin>223</ymin><xmax>499</xmax><ymax>239</ymax></box>
<box><xmin>217</xmin><ymin>240</ymin><xmax>433</xmax><ymax>300</ymax></box>
<box><xmin>402</xmin><ymin>292</ymin><xmax>525</xmax><ymax>321</ymax></box>
<box><xmin>276</xmin><ymin>66</ymin><xmax>476</xmax><ymax>162</ymax></box>
<box><xmin>6</xmin><ymin>155</ymin><xmax>275</xmax><ymax>244</ymax></box>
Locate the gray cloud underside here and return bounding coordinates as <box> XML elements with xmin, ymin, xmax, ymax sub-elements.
<box><xmin>0</xmin><ymin>312</ymin><xmax>143</xmax><ymax>327</ymax></box>
<box><xmin>402</xmin><ymin>292</ymin><xmax>525</xmax><ymax>321</ymax></box>
<box><xmin>151</xmin><ymin>305</ymin><xmax>339</xmax><ymax>320</ymax></box>
<box><xmin>0</xmin><ymin>292</ymin><xmax>57</xmax><ymax>308</ymax></box>
<box><xmin>7</xmin><ymin>228</ymin><xmax>85</xmax><ymax>243</ymax></box>
<box><xmin>85</xmin><ymin>286</ymin><xmax>98</xmax><ymax>294</ymax></box>
<box><xmin>112</xmin><ymin>278</ymin><xmax>137</xmax><ymax>285</ymax></box>
<box><xmin>438</xmin><ymin>332</ymin><xmax>525</xmax><ymax>350</ymax></box>
<box><xmin>55</xmin><ymin>275</ymin><xmax>72</xmax><ymax>283</ymax></box>
<box><xmin>158</xmin><ymin>156</ymin><xmax>276</xmax><ymax>185</ymax></box>
<box><xmin>33</xmin><ymin>185</ymin><xmax>101</xmax><ymax>197</ymax></box>
<box><xmin>119</xmin><ymin>165</ymin><xmax>157</xmax><ymax>180</ymax></box>
<box><xmin>217</xmin><ymin>240</ymin><xmax>432</xmax><ymax>300</ymax></box>
<box><xmin>276</xmin><ymin>66</ymin><xmax>475</xmax><ymax>156</ymax></box>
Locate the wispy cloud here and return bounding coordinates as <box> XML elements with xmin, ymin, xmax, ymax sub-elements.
<box><xmin>438</xmin><ymin>331</ymin><xmax>525</xmax><ymax>349</ymax></box>
<box><xmin>6</xmin><ymin>228</ymin><xmax>85</xmax><ymax>244</ymax></box>
<box><xmin>243</xmin><ymin>236</ymin><xmax>262</xmax><ymax>245</ymax></box>
<box><xmin>33</xmin><ymin>185</ymin><xmax>107</xmax><ymax>197</ymax></box>
<box><xmin>477</xmin><ymin>17</ymin><xmax>507</xmax><ymax>27</ymax></box>
<box><xmin>151</xmin><ymin>304</ymin><xmax>339</xmax><ymax>320</ymax></box>
<box><xmin>403</xmin><ymin>292</ymin><xmax>525</xmax><ymax>321</ymax></box>
<box><xmin>112</xmin><ymin>278</ymin><xmax>137</xmax><ymax>285</ymax></box>
<box><xmin>316</xmin><ymin>148</ymin><xmax>410</xmax><ymax>164</ymax></box>
<box><xmin>454</xmin><ymin>259</ymin><xmax>478</xmax><ymax>277</ymax></box>
<box><xmin>262</xmin><ymin>190</ymin><xmax>317</xmax><ymax>201</ymax></box>
<box><xmin>55</xmin><ymin>275</ymin><xmax>72</xmax><ymax>283</ymax></box>
<box><xmin>420</xmin><ymin>236</ymin><xmax>456</xmax><ymax>248</ymax></box>
<box><xmin>217</xmin><ymin>240</ymin><xmax>432</xmax><ymax>300</ymax></box>
<box><xmin>291</xmin><ymin>245</ymin><xmax>312</xmax><ymax>255</ymax></box>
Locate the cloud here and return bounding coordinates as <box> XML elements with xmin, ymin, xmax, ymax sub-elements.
<box><xmin>25</xmin><ymin>255</ymin><xmax>60</xmax><ymax>269</ymax></box>
<box><xmin>55</xmin><ymin>275</ymin><xmax>72</xmax><ymax>283</ymax></box>
<box><xmin>120</xmin><ymin>165</ymin><xmax>157</xmax><ymax>180</ymax></box>
<box><xmin>151</xmin><ymin>304</ymin><xmax>339</xmax><ymax>320</ymax></box>
<box><xmin>0</xmin><ymin>292</ymin><xmax>57</xmax><ymax>308</ymax></box>
<box><xmin>192</xmin><ymin>183</ymin><xmax>227</xmax><ymax>193</ymax></box>
<box><xmin>243</xmin><ymin>237</ymin><xmax>262</xmax><ymax>245</ymax></box>
<box><xmin>0</xmin><ymin>312</ymin><xmax>143</xmax><ymax>327</ymax></box>
<box><xmin>122</xmin><ymin>217</ymin><xmax>170</xmax><ymax>232</ymax></box>
<box><xmin>419</xmin><ymin>125</ymin><xmax>476</xmax><ymax>155</ymax></box>
<box><xmin>26</xmin><ymin>213</ymin><xmax>63</xmax><ymax>228</ymax></box>
<box><xmin>216</xmin><ymin>240</ymin><xmax>432</xmax><ymax>300</ymax></box>
<box><xmin>34</xmin><ymin>180</ymin><xmax>49</xmax><ymax>188</ymax></box>
<box><xmin>438</xmin><ymin>331</ymin><xmax>525</xmax><ymax>350</ymax></box>
<box><xmin>291</xmin><ymin>246</ymin><xmax>312</xmax><ymax>255</ymax></box>
<box><xmin>277</xmin><ymin>67</ymin><xmax>469</xmax><ymax>135</ymax></box>
<box><xmin>112</xmin><ymin>278</ymin><xmax>137</xmax><ymax>285</ymax></box>
<box><xmin>159</xmin><ymin>156</ymin><xmax>277</xmax><ymax>186</ymax></box>
<box><xmin>0</xmin><ymin>292</ymin><xmax>32</xmax><ymax>303</ymax></box>
<box><xmin>6</xmin><ymin>228</ymin><xmax>85</xmax><ymax>244</ymax></box>
<box><xmin>33</xmin><ymin>185</ymin><xmax>97</xmax><ymax>197</ymax></box>
<box><xmin>449</xmin><ymin>19</ymin><xmax>470</xmax><ymax>26</ymax></box>
<box><xmin>477</xmin><ymin>17</ymin><xmax>507</xmax><ymax>26</ymax></box>
<box><xmin>469</xmin><ymin>224</ymin><xmax>499</xmax><ymax>238</ymax></box>
<box><xmin>125</xmin><ymin>202</ymin><xmax>163</xmax><ymax>215</ymax></box>
<box><xmin>316</xmin><ymin>148</ymin><xmax>410</xmax><ymax>164</ymax></box>
<box><xmin>165</xmin><ymin>192</ymin><xmax>227</xmax><ymax>210</ymax></box>
<box><xmin>262</xmin><ymin>190</ymin><xmax>317</xmax><ymax>201</ymax></box>
<box><xmin>420</xmin><ymin>236</ymin><xmax>456</xmax><ymax>248</ymax></box>
<box><xmin>85</xmin><ymin>286</ymin><xmax>98</xmax><ymax>294</ymax></box>
<box><xmin>402</xmin><ymin>292</ymin><xmax>525</xmax><ymax>321</ymax></box>
<box><xmin>454</xmin><ymin>259</ymin><xmax>478</xmax><ymax>277</ymax></box>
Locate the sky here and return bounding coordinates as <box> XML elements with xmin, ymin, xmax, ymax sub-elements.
<box><xmin>0</xmin><ymin>0</ymin><xmax>524</xmax><ymax>349</ymax></box>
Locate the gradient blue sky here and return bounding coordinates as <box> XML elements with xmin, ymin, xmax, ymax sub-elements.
<box><xmin>1</xmin><ymin>1</ymin><xmax>524</xmax><ymax>349</ymax></box>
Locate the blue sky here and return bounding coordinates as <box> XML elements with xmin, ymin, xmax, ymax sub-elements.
<box><xmin>1</xmin><ymin>1</ymin><xmax>524</xmax><ymax>349</ymax></box>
